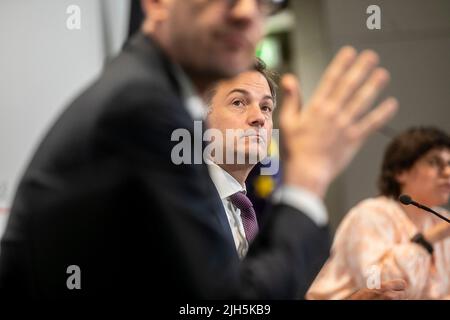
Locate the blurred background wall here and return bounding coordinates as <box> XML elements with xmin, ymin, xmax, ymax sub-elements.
<box><xmin>0</xmin><ymin>0</ymin><xmax>130</xmax><ymax>235</ymax></box>
<box><xmin>290</xmin><ymin>0</ymin><xmax>450</xmax><ymax>230</ymax></box>
<box><xmin>0</xmin><ymin>0</ymin><xmax>449</xmax><ymax>237</ymax></box>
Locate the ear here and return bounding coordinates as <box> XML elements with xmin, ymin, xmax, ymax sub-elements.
<box><xmin>141</xmin><ymin>0</ymin><xmax>171</xmax><ymax>28</ymax></box>
<box><xmin>395</xmin><ymin>170</ymin><xmax>408</xmax><ymax>184</ymax></box>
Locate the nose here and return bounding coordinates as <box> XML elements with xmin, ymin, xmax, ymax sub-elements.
<box><xmin>247</xmin><ymin>104</ymin><xmax>265</xmax><ymax>128</ymax></box>
<box><xmin>229</xmin><ymin>0</ymin><xmax>261</xmax><ymax>24</ymax></box>
<box><xmin>443</xmin><ymin>162</ymin><xmax>450</xmax><ymax>177</ymax></box>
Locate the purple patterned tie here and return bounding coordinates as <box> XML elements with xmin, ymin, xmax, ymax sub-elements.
<box><xmin>229</xmin><ymin>192</ymin><xmax>259</xmax><ymax>243</ymax></box>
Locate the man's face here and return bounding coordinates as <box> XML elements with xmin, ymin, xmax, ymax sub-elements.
<box><xmin>206</xmin><ymin>70</ymin><xmax>274</xmax><ymax>165</ymax></box>
<box><xmin>146</xmin><ymin>0</ymin><xmax>266</xmax><ymax>80</ymax></box>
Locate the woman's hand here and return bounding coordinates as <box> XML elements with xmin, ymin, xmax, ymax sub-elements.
<box><xmin>424</xmin><ymin>221</ymin><xmax>450</xmax><ymax>244</ymax></box>
<box><xmin>347</xmin><ymin>279</ymin><xmax>407</xmax><ymax>300</ymax></box>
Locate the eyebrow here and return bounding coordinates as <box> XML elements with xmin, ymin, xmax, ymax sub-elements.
<box><xmin>226</xmin><ymin>88</ymin><xmax>274</xmax><ymax>104</ymax></box>
<box><xmin>427</xmin><ymin>154</ymin><xmax>450</xmax><ymax>161</ymax></box>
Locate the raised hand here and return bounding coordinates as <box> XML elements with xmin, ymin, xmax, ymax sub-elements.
<box><xmin>279</xmin><ymin>47</ymin><xmax>398</xmax><ymax>198</ymax></box>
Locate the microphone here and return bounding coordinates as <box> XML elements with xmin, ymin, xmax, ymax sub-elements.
<box><xmin>399</xmin><ymin>194</ymin><xmax>450</xmax><ymax>224</ymax></box>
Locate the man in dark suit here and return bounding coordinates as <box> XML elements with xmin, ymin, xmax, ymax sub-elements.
<box><xmin>0</xmin><ymin>0</ymin><xmax>398</xmax><ymax>299</ymax></box>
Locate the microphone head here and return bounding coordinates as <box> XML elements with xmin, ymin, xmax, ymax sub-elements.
<box><xmin>399</xmin><ymin>194</ymin><xmax>412</xmax><ymax>205</ymax></box>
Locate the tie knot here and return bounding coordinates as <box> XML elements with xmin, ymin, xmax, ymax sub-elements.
<box><xmin>229</xmin><ymin>192</ymin><xmax>253</xmax><ymax>211</ymax></box>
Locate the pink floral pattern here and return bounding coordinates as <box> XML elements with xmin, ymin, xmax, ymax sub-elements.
<box><xmin>307</xmin><ymin>196</ymin><xmax>450</xmax><ymax>299</ymax></box>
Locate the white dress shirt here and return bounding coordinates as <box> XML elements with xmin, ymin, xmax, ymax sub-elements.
<box><xmin>207</xmin><ymin>162</ymin><xmax>250</xmax><ymax>259</ymax></box>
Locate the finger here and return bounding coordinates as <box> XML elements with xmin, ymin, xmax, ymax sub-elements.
<box><xmin>329</xmin><ymin>50</ymin><xmax>380</xmax><ymax>106</ymax></box>
<box><xmin>383</xmin><ymin>289</ymin><xmax>407</xmax><ymax>300</ymax></box>
<box><xmin>280</xmin><ymin>74</ymin><xmax>303</xmax><ymax>119</ymax></box>
<box><xmin>347</xmin><ymin>288</ymin><xmax>379</xmax><ymax>300</ymax></box>
<box><xmin>349</xmin><ymin>97</ymin><xmax>398</xmax><ymax>142</ymax></box>
<box><xmin>344</xmin><ymin>68</ymin><xmax>390</xmax><ymax>122</ymax></box>
<box><xmin>381</xmin><ymin>279</ymin><xmax>407</xmax><ymax>291</ymax></box>
<box><xmin>311</xmin><ymin>46</ymin><xmax>357</xmax><ymax>104</ymax></box>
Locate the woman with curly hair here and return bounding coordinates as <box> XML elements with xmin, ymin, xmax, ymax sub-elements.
<box><xmin>307</xmin><ymin>127</ymin><xmax>450</xmax><ymax>299</ymax></box>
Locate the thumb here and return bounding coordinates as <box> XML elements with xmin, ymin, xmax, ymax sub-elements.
<box><xmin>280</xmin><ymin>74</ymin><xmax>302</xmax><ymax>120</ymax></box>
<box><xmin>381</xmin><ymin>279</ymin><xmax>407</xmax><ymax>291</ymax></box>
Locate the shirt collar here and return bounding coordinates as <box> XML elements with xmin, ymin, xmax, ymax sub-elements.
<box><xmin>207</xmin><ymin>161</ymin><xmax>246</xmax><ymax>200</ymax></box>
<box><xmin>171</xmin><ymin>63</ymin><xmax>207</xmax><ymax>121</ymax></box>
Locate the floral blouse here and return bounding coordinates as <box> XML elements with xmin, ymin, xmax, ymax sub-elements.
<box><xmin>307</xmin><ymin>196</ymin><xmax>450</xmax><ymax>299</ymax></box>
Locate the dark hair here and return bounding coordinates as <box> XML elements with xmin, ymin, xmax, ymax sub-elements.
<box><xmin>205</xmin><ymin>57</ymin><xmax>278</xmax><ymax>107</ymax></box>
<box><xmin>378</xmin><ymin>126</ymin><xmax>450</xmax><ymax>198</ymax></box>
<box><xmin>252</xmin><ymin>57</ymin><xmax>278</xmax><ymax>104</ymax></box>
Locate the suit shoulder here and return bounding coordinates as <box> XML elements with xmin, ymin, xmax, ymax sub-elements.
<box><xmin>24</xmin><ymin>48</ymin><xmax>183</xmax><ymax>173</ymax></box>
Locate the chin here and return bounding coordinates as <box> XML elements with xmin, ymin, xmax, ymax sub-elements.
<box><xmin>218</xmin><ymin>54</ymin><xmax>253</xmax><ymax>76</ymax></box>
<box><xmin>233</xmin><ymin>150</ymin><xmax>265</xmax><ymax>165</ymax></box>
<box><xmin>203</xmin><ymin>64</ymin><xmax>243</xmax><ymax>81</ymax></box>
<box><xmin>425</xmin><ymin>194</ymin><xmax>449</xmax><ymax>208</ymax></box>
<box><xmin>438</xmin><ymin>195</ymin><xmax>450</xmax><ymax>206</ymax></box>
<box><xmin>248</xmin><ymin>150</ymin><xmax>268</xmax><ymax>163</ymax></box>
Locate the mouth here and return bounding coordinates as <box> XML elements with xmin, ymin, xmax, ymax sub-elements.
<box><xmin>217</xmin><ymin>31</ymin><xmax>251</xmax><ymax>50</ymax></box>
<box><xmin>240</xmin><ymin>132</ymin><xmax>267</xmax><ymax>143</ymax></box>
<box><xmin>438</xmin><ymin>182</ymin><xmax>450</xmax><ymax>193</ymax></box>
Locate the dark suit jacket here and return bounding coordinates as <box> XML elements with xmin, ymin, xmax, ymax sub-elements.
<box><xmin>0</xmin><ymin>33</ymin><xmax>330</xmax><ymax>299</ymax></box>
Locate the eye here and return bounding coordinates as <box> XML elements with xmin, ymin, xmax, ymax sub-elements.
<box><xmin>231</xmin><ymin>99</ymin><xmax>245</xmax><ymax>107</ymax></box>
<box><xmin>426</xmin><ymin>156</ymin><xmax>449</xmax><ymax>171</ymax></box>
<box><xmin>428</xmin><ymin>157</ymin><xmax>441</xmax><ymax>167</ymax></box>
<box><xmin>261</xmin><ymin>105</ymin><xmax>273</xmax><ymax>113</ymax></box>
